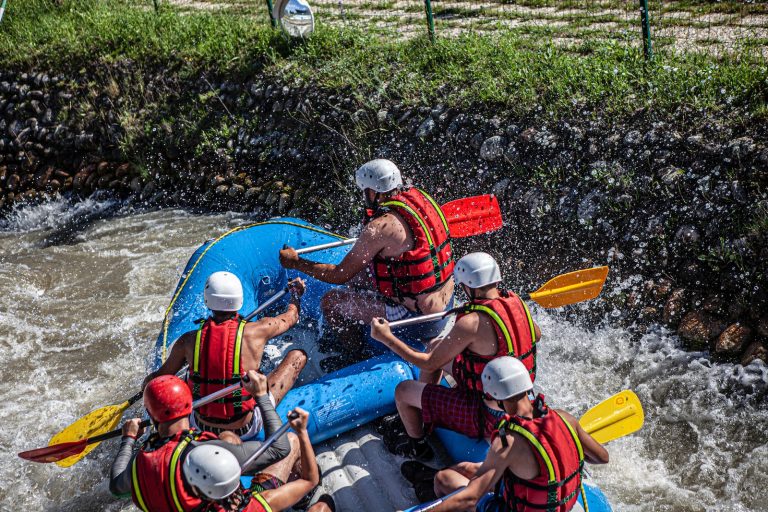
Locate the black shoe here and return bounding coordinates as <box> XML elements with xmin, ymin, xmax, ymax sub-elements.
<box><xmin>376</xmin><ymin>413</ymin><xmax>405</xmax><ymax>437</ymax></box>
<box><xmin>413</xmin><ymin>480</ymin><xmax>438</xmax><ymax>503</ymax></box>
<box><xmin>400</xmin><ymin>461</ymin><xmax>439</xmax><ymax>484</ymax></box>
<box><xmin>385</xmin><ymin>435</ymin><xmax>435</xmax><ymax>460</ymax></box>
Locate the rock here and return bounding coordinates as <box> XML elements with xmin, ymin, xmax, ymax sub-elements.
<box><xmin>741</xmin><ymin>341</ymin><xmax>768</xmax><ymax>366</ymax></box>
<box><xmin>757</xmin><ymin>317</ymin><xmax>768</xmax><ymax>338</ymax></box>
<box><xmin>480</xmin><ymin>136</ymin><xmax>505</xmax><ymax>161</ymax></box>
<box><xmin>674</xmin><ymin>225</ymin><xmax>700</xmax><ymax>246</ymax></box>
<box><xmin>492</xmin><ymin>178</ymin><xmax>511</xmax><ymax>197</ymax></box>
<box><xmin>658</xmin><ymin>166</ymin><xmax>684</xmax><ymax>185</ymax></box>
<box><xmin>245</xmin><ymin>187</ymin><xmax>260</xmax><ymax>200</ymax></box>
<box><xmin>577</xmin><ymin>190</ymin><xmax>602</xmax><ymax>224</ymax></box>
<box><xmin>663</xmin><ymin>288</ymin><xmax>687</xmax><ymax>327</ymax></box>
<box><xmin>730</xmin><ymin>180</ymin><xmax>748</xmax><ymax>203</ymax></box>
<box><xmin>714</xmin><ymin>323</ymin><xmax>752</xmax><ymax>355</ymax></box>
<box><xmin>5</xmin><ymin>173</ymin><xmax>20</xmax><ymax>192</ymax></box>
<box><xmin>416</xmin><ymin>117</ymin><xmax>436</xmax><ymax>139</ymax></box>
<box><xmin>215</xmin><ymin>184</ymin><xmax>229</xmax><ymax>196</ymax></box>
<box><xmin>138</xmin><ymin>181</ymin><xmax>156</xmax><ymax>201</ymax></box>
<box><xmin>678</xmin><ymin>311</ymin><xmax>726</xmax><ymax>350</ymax></box>
<box><xmin>228</xmin><ymin>184</ymin><xmax>245</xmax><ymax>197</ymax></box>
<box><xmin>129</xmin><ymin>177</ymin><xmax>142</xmax><ymax>194</ymax></box>
<box><xmin>469</xmin><ymin>132</ymin><xmax>485</xmax><ymax>150</ymax></box>
<box><xmin>623</xmin><ymin>130</ymin><xmax>642</xmax><ymax>146</ymax></box>
<box><xmin>377</xmin><ymin>110</ymin><xmax>389</xmax><ymax>124</ymax></box>
<box><xmin>278</xmin><ymin>192</ymin><xmax>291</xmax><ymax>213</ymax></box>
<box><xmin>446</xmin><ymin>114</ymin><xmax>466</xmax><ymax>137</ymax></box>
<box><xmin>727</xmin><ymin>136</ymin><xmax>755</xmax><ymax>162</ymax></box>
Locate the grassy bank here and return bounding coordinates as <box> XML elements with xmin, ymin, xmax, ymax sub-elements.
<box><xmin>1</xmin><ymin>0</ymin><xmax>766</xmax><ymax>118</ymax></box>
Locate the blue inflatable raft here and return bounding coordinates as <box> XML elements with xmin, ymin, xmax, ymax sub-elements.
<box><xmin>154</xmin><ymin>218</ymin><xmax>612</xmax><ymax>512</ymax></box>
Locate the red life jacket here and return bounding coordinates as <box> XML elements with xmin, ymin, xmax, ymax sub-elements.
<box><xmin>364</xmin><ymin>188</ymin><xmax>454</xmax><ymax>300</ymax></box>
<box><xmin>493</xmin><ymin>397</ymin><xmax>586</xmax><ymax>512</ymax></box>
<box><xmin>452</xmin><ymin>292</ymin><xmax>537</xmax><ymax>397</ymax></box>
<box><xmin>207</xmin><ymin>489</ymin><xmax>272</xmax><ymax>512</ymax></box>
<box><xmin>131</xmin><ymin>429</ymin><xmax>218</xmax><ymax>512</ymax></box>
<box><xmin>188</xmin><ymin>316</ymin><xmax>256</xmax><ymax>423</ymax></box>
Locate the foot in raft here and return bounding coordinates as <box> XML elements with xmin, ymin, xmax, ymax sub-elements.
<box><xmin>384</xmin><ymin>432</ymin><xmax>435</xmax><ymax>460</ymax></box>
<box><xmin>413</xmin><ymin>480</ymin><xmax>438</xmax><ymax>503</ymax></box>
<box><xmin>376</xmin><ymin>413</ymin><xmax>406</xmax><ymax>439</ymax></box>
<box><xmin>307</xmin><ymin>494</ymin><xmax>335</xmax><ymax>512</ymax></box>
<box><xmin>400</xmin><ymin>461</ymin><xmax>439</xmax><ymax>485</ymax></box>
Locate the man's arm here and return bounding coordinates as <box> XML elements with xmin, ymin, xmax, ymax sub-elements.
<box><xmin>278</xmin><ymin>220</ymin><xmax>389</xmax><ymax>285</ymax></box>
<box><xmin>142</xmin><ymin>333</ymin><xmax>190</xmax><ymax>389</ymax></box>
<box><xmin>249</xmin><ymin>279</ymin><xmax>305</xmax><ymax>340</ymax></box>
<box><xmin>261</xmin><ymin>408</ymin><xmax>320</xmax><ymax>511</ymax></box>
<box><xmin>208</xmin><ymin>371</ymin><xmax>291</xmax><ymax>474</ymax></box>
<box><xmin>559</xmin><ymin>410</ymin><xmax>609</xmax><ymax>465</ymax></box>
<box><xmin>369</xmin><ymin>315</ymin><xmax>477</xmax><ymax>372</ymax></box>
<box><xmin>109</xmin><ymin>418</ymin><xmax>144</xmax><ymax>497</ymax></box>
<box><xmin>429</xmin><ymin>436</ymin><xmax>509</xmax><ymax>512</ymax></box>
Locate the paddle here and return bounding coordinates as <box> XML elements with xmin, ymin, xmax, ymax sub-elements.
<box><xmin>242</xmin><ymin>411</ymin><xmax>299</xmax><ymax>469</ymax></box>
<box><xmin>407</xmin><ymin>389</ymin><xmax>644</xmax><ymax>512</ymax></box>
<box><xmin>20</xmin><ymin>376</ymin><xmax>267</xmax><ymax>464</ymax></box>
<box><xmin>44</xmin><ymin>286</ymin><xmax>292</xmax><ymax>467</ymax></box>
<box><xmin>0</xmin><ymin>0</ymin><xmax>7</xmax><ymax>24</ymax></box>
<box><xmin>295</xmin><ymin>194</ymin><xmax>502</xmax><ymax>255</ymax></box>
<box><xmin>386</xmin><ymin>266</ymin><xmax>610</xmax><ymax>329</ymax></box>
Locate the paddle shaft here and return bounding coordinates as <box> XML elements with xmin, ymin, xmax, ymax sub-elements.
<box><xmin>296</xmin><ymin>239</ymin><xmax>355</xmax><ymax>255</ymax></box>
<box><xmin>244</xmin><ymin>287</ymin><xmax>290</xmax><ymax>321</ymax></box>
<box><xmin>242</xmin><ymin>411</ymin><xmax>299</xmax><ymax>469</ymax></box>
<box><xmin>0</xmin><ymin>0</ymin><xmax>6</xmax><ymax>23</ymax></box>
<box><xmin>84</xmin><ymin>419</ymin><xmax>151</xmax><ymax>447</ymax></box>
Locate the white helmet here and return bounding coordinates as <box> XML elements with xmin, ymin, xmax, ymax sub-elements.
<box><xmin>183</xmin><ymin>444</ymin><xmax>242</xmax><ymax>500</ymax></box>
<box><xmin>204</xmin><ymin>272</ymin><xmax>243</xmax><ymax>312</ymax></box>
<box><xmin>482</xmin><ymin>356</ymin><xmax>533</xmax><ymax>400</ymax></box>
<box><xmin>454</xmin><ymin>252</ymin><xmax>501</xmax><ymax>288</ymax></box>
<box><xmin>355</xmin><ymin>159</ymin><xmax>403</xmax><ymax>193</ymax></box>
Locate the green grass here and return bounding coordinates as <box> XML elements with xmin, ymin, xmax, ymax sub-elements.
<box><xmin>1</xmin><ymin>0</ymin><xmax>766</xmax><ymax>118</ymax></box>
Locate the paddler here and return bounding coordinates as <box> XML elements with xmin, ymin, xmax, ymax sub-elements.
<box><xmin>109</xmin><ymin>372</ymin><xmax>303</xmax><ymax>511</ymax></box>
<box><xmin>426</xmin><ymin>357</ymin><xmax>609</xmax><ymax>512</ymax></box>
<box><xmin>144</xmin><ymin>272</ymin><xmax>308</xmax><ymax>440</ymax></box>
<box><xmin>369</xmin><ymin>252</ymin><xmax>541</xmax><ymax>458</ymax></box>
<box><xmin>177</xmin><ymin>408</ymin><xmax>328</xmax><ymax>512</ymax></box>
<box><xmin>278</xmin><ymin>159</ymin><xmax>456</xmax><ymax>355</ymax></box>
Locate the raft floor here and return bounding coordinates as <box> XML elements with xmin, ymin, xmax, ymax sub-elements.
<box><xmin>262</xmin><ymin>324</ymin><xmax>454</xmax><ymax>512</ymax></box>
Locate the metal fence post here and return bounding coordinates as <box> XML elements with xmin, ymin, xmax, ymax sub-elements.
<box><xmin>639</xmin><ymin>0</ymin><xmax>653</xmax><ymax>59</ymax></box>
<box><xmin>266</xmin><ymin>0</ymin><xmax>278</xmax><ymax>27</ymax></box>
<box><xmin>424</xmin><ymin>0</ymin><xmax>435</xmax><ymax>42</ymax></box>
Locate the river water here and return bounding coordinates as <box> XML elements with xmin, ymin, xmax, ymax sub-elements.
<box><xmin>0</xmin><ymin>197</ymin><xmax>766</xmax><ymax>512</ymax></box>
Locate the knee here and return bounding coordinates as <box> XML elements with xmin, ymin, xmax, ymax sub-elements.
<box><xmin>433</xmin><ymin>469</ymin><xmax>453</xmax><ymax>495</ymax></box>
<box><xmin>286</xmin><ymin>348</ymin><xmax>308</xmax><ymax>368</ymax></box>
<box><xmin>395</xmin><ymin>380</ymin><xmax>420</xmax><ymax>407</ymax></box>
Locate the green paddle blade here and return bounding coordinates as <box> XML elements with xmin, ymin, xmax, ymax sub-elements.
<box><xmin>579</xmin><ymin>389</ymin><xmax>644</xmax><ymax>444</ymax></box>
<box><xmin>47</xmin><ymin>400</ymin><xmax>130</xmax><ymax>467</ymax></box>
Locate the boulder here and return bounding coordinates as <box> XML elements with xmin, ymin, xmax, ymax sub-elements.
<box><xmin>714</xmin><ymin>323</ymin><xmax>752</xmax><ymax>355</ymax></box>
<box><xmin>416</xmin><ymin>117</ymin><xmax>435</xmax><ymax>139</ymax></box>
<box><xmin>678</xmin><ymin>311</ymin><xmax>725</xmax><ymax>350</ymax></box>
<box><xmin>663</xmin><ymin>288</ymin><xmax>687</xmax><ymax>327</ymax></box>
<box><xmin>480</xmin><ymin>136</ymin><xmax>505</xmax><ymax>161</ymax></box>
<box><xmin>740</xmin><ymin>341</ymin><xmax>768</xmax><ymax>366</ymax></box>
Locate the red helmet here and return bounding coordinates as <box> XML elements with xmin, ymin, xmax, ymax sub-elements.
<box><xmin>144</xmin><ymin>375</ymin><xmax>193</xmax><ymax>423</ymax></box>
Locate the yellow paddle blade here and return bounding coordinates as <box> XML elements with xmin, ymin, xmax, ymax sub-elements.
<box><xmin>579</xmin><ymin>390</ymin><xmax>644</xmax><ymax>444</ymax></box>
<box><xmin>528</xmin><ymin>266</ymin><xmax>609</xmax><ymax>308</ymax></box>
<box><xmin>48</xmin><ymin>401</ymin><xmax>129</xmax><ymax>467</ymax></box>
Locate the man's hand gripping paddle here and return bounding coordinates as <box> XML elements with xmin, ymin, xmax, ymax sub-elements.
<box><xmin>295</xmin><ymin>194</ymin><xmax>503</xmax><ymax>255</ymax></box>
<box><xmin>37</xmin><ymin>286</ymin><xmax>292</xmax><ymax>467</ymax></box>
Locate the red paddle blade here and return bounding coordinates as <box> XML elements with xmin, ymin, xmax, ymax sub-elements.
<box><xmin>442</xmin><ymin>194</ymin><xmax>503</xmax><ymax>238</ymax></box>
<box><xmin>18</xmin><ymin>439</ymin><xmax>88</xmax><ymax>463</ymax></box>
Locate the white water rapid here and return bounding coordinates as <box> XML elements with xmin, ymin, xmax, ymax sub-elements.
<box><xmin>0</xmin><ymin>198</ymin><xmax>765</xmax><ymax>511</ymax></box>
